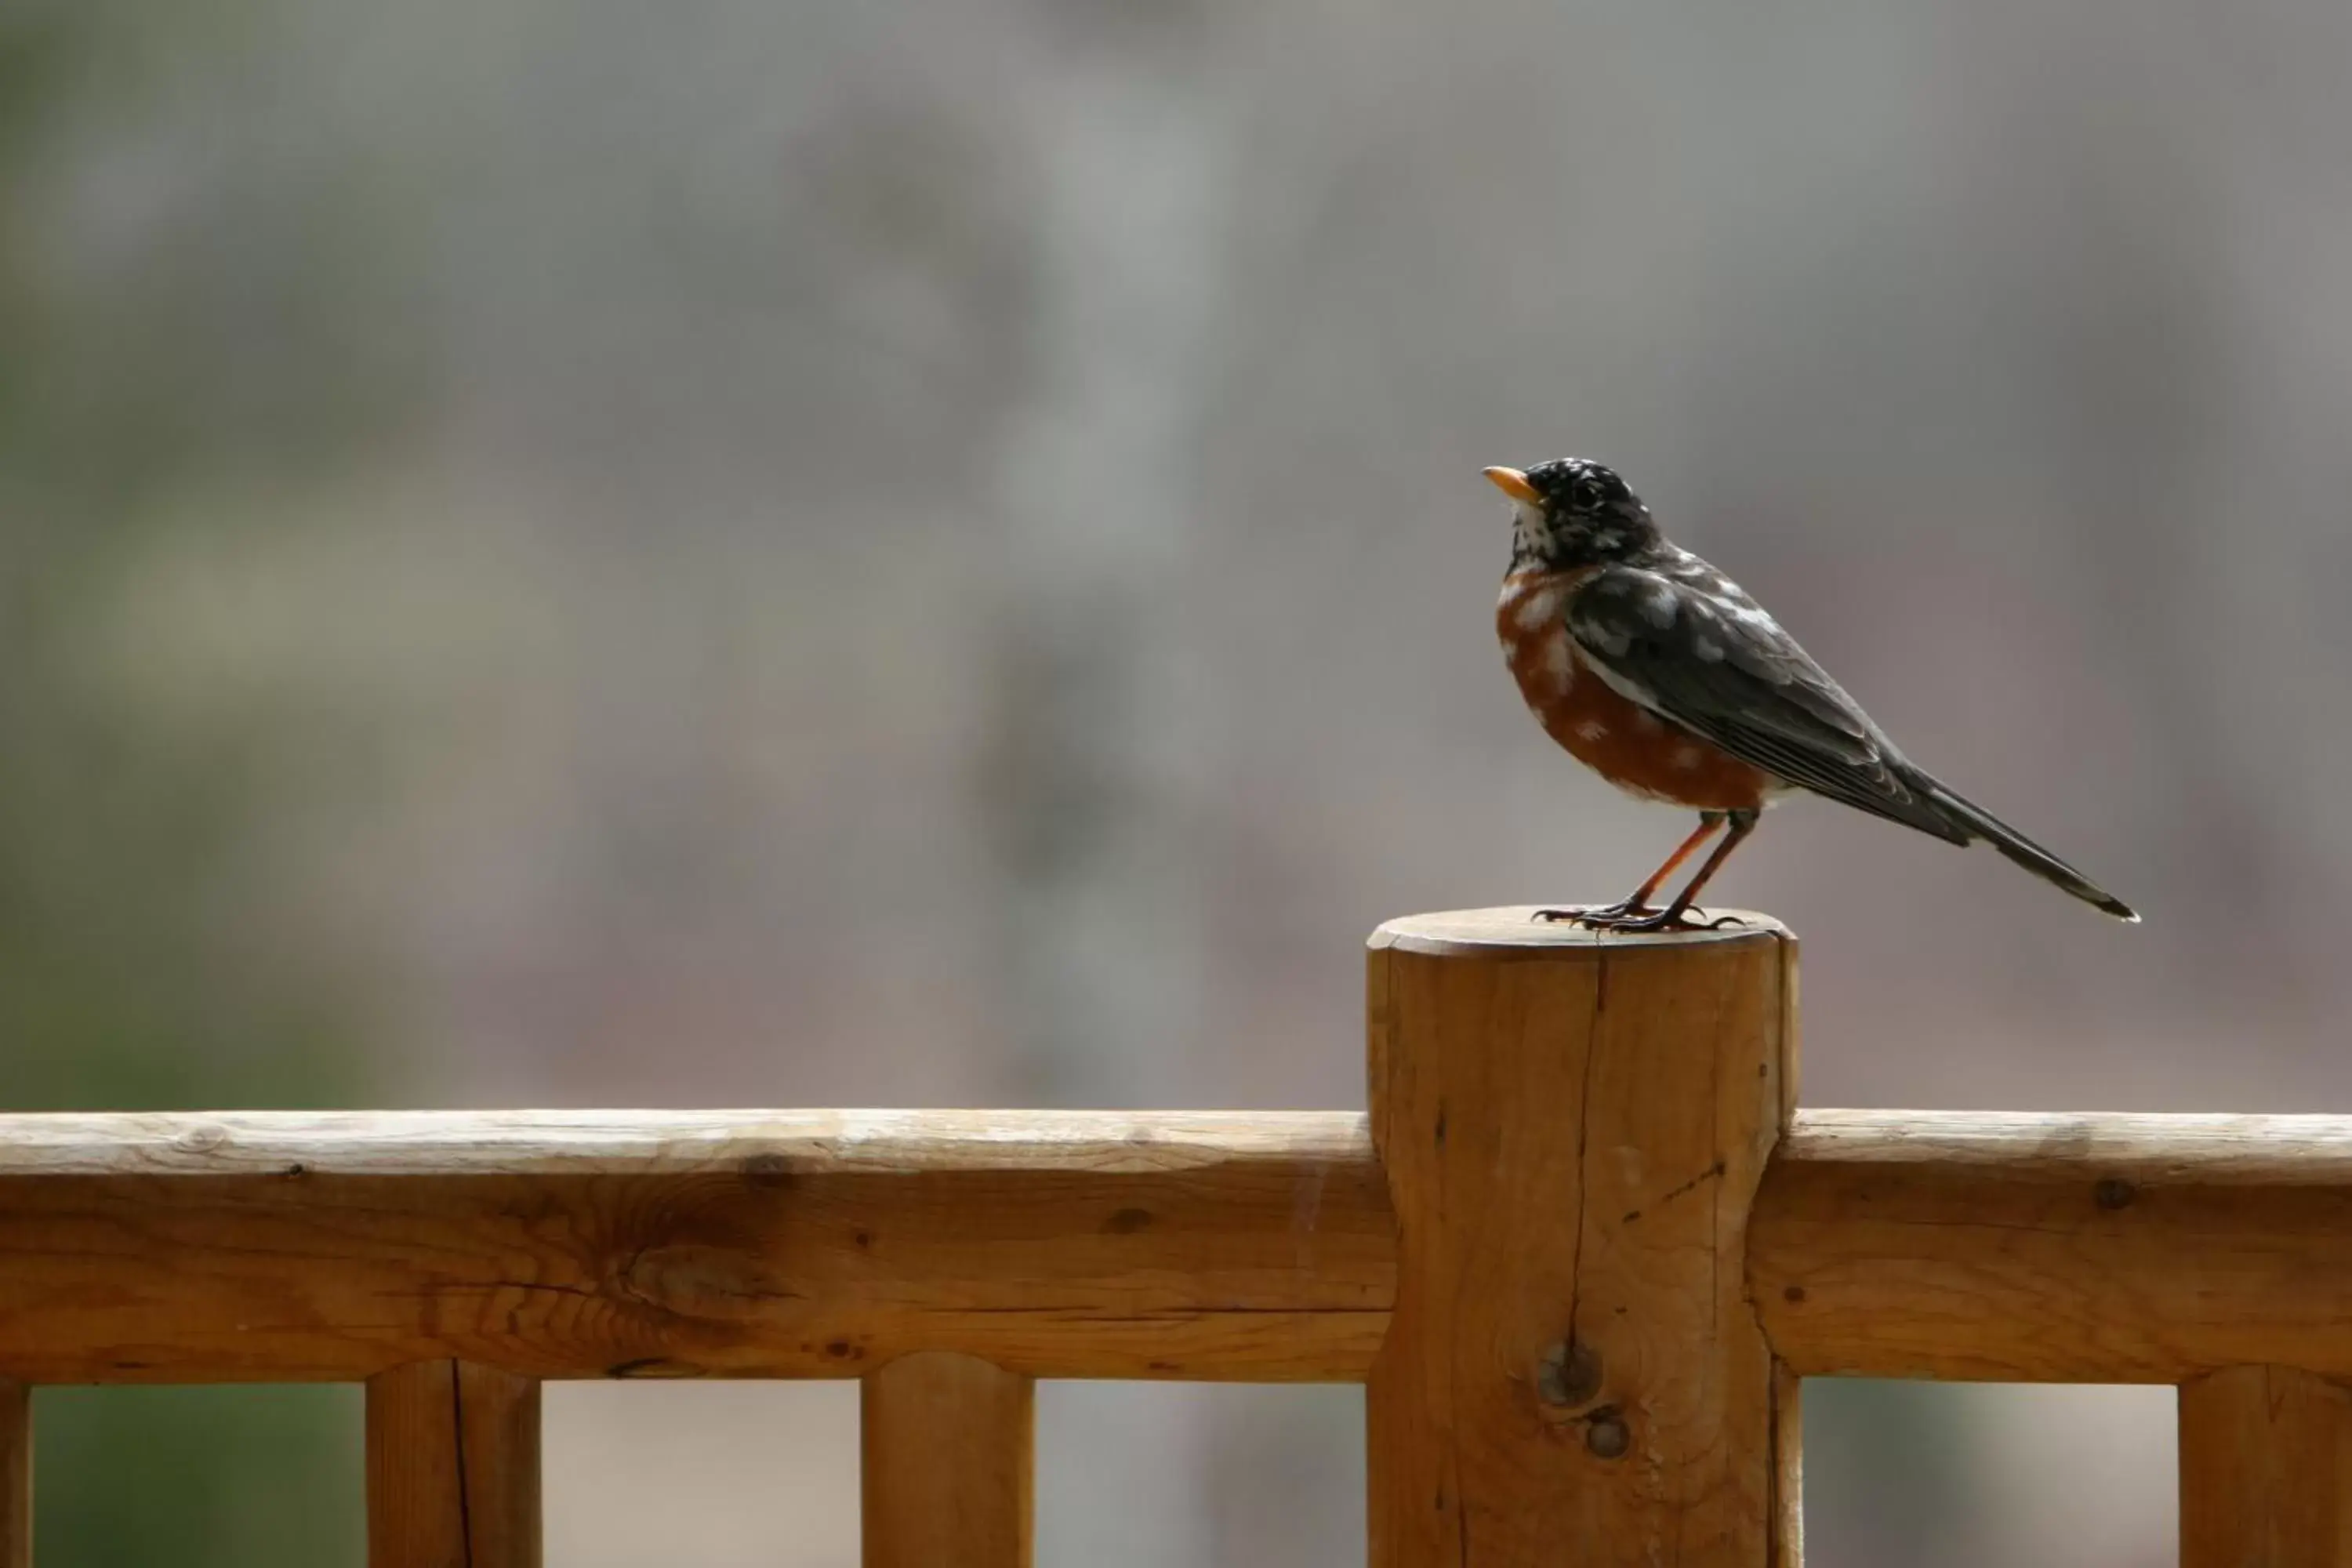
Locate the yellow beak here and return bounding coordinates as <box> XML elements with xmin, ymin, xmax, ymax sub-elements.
<box><xmin>1483</xmin><ymin>466</ymin><xmax>1539</xmax><ymax>504</ymax></box>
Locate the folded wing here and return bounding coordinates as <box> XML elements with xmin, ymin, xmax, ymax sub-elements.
<box><xmin>1565</xmin><ymin>564</ymin><xmax>1967</xmax><ymax>844</ymax></box>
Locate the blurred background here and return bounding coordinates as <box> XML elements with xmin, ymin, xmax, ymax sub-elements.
<box><xmin>8</xmin><ymin>0</ymin><xmax>2350</xmax><ymax>1560</ymax></box>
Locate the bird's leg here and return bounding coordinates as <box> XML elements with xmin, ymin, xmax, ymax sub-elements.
<box><xmin>1534</xmin><ymin>812</ymin><xmax>1725</xmax><ymax>925</ymax></box>
<box><xmin>1602</xmin><ymin>811</ymin><xmax>1726</xmax><ymax>917</ymax></box>
<box><xmin>1563</xmin><ymin>809</ymin><xmax>1759</xmax><ymax>933</ymax></box>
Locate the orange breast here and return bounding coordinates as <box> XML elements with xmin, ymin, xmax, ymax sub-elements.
<box><xmin>1495</xmin><ymin>568</ymin><xmax>1773</xmax><ymax>811</ymax></box>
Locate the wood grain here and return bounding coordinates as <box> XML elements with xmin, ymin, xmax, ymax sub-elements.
<box><xmin>2180</xmin><ymin>1365</ymin><xmax>2352</xmax><ymax>1566</ymax></box>
<box><xmin>1365</xmin><ymin>906</ymin><xmax>1797</xmax><ymax>1566</ymax></box>
<box><xmin>1754</xmin><ymin>1110</ymin><xmax>2352</xmax><ymax>1381</ymax></box>
<box><xmin>0</xmin><ymin>1110</ymin><xmax>1391</xmax><ymax>1384</ymax></box>
<box><xmin>862</xmin><ymin>1352</ymin><xmax>1033</xmax><ymax>1568</ymax></box>
<box><xmin>0</xmin><ymin>1381</ymin><xmax>25</xmax><ymax>1568</ymax></box>
<box><xmin>366</xmin><ymin>1359</ymin><xmax>541</xmax><ymax>1568</ymax></box>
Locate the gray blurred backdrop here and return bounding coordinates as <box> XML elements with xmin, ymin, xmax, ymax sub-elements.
<box><xmin>9</xmin><ymin>0</ymin><xmax>2350</xmax><ymax>1562</ymax></box>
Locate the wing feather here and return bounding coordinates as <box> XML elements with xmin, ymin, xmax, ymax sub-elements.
<box><xmin>1566</xmin><ymin>564</ymin><xmax>1966</xmax><ymax>843</ymax></box>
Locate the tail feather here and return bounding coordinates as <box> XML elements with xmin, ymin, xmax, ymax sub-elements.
<box><xmin>1912</xmin><ymin>775</ymin><xmax>2140</xmax><ymax>923</ymax></box>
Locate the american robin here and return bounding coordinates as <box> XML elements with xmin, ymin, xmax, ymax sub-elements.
<box><xmin>1486</xmin><ymin>458</ymin><xmax>2138</xmax><ymax>930</ymax></box>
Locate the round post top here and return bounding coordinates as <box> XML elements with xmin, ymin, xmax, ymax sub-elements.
<box><xmin>1370</xmin><ymin>906</ymin><xmax>1790</xmax><ymax>958</ymax></box>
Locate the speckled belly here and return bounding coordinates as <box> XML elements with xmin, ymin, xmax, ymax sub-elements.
<box><xmin>1496</xmin><ymin>568</ymin><xmax>1773</xmax><ymax>811</ymax></box>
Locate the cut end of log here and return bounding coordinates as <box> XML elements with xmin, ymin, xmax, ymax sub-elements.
<box><xmin>1370</xmin><ymin>906</ymin><xmax>1790</xmax><ymax>956</ymax></box>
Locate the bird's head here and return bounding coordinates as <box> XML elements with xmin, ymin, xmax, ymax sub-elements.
<box><xmin>1485</xmin><ymin>458</ymin><xmax>1659</xmax><ymax>572</ymax></box>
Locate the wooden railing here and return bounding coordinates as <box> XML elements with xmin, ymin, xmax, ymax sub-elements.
<box><xmin>2</xmin><ymin>906</ymin><xmax>2346</xmax><ymax>1565</ymax></box>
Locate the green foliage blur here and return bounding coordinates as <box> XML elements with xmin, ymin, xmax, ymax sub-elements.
<box><xmin>5</xmin><ymin>3</ymin><xmax>408</xmax><ymax>1562</ymax></box>
<box><xmin>34</xmin><ymin>1388</ymin><xmax>364</xmax><ymax>1567</ymax></box>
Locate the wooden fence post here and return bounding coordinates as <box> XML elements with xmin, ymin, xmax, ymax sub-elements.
<box><xmin>366</xmin><ymin>1360</ymin><xmax>541</xmax><ymax>1568</ymax></box>
<box><xmin>1</xmin><ymin>1381</ymin><xmax>26</xmax><ymax>1568</ymax></box>
<box><xmin>1366</xmin><ymin>908</ymin><xmax>1800</xmax><ymax>1566</ymax></box>
<box><xmin>862</xmin><ymin>1352</ymin><xmax>1034</xmax><ymax>1568</ymax></box>
<box><xmin>2180</xmin><ymin>1364</ymin><xmax>2352</xmax><ymax>1566</ymax></box>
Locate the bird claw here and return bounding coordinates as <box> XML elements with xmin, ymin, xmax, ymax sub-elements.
<box><xmin>1533</xmin><ymin>900</ymin><xmax>1650</xmax><ymax>924</ymax></box>
<box><xmin>1532</xmin><ymin>905</ymin><xmax>1748</xmax><ymax>934</ymax></box>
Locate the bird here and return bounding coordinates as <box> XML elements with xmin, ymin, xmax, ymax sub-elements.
<box><xmin>1485</xmin><ymin>457</ymin><xmax>2138</xmax><ymax>931</ymax></box>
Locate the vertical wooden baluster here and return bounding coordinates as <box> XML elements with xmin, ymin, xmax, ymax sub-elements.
<box><xmin>2181</xmin><ymin>1364</ymin><xmax>2352</xmax><ymax>1566</ymax></box>
<box><xmin>0</xmin><ymin>1381</ymin><xmax>27</xmax><ymax>1568</ymax></box>
<box><xmin>366</xmin><ymin>1361</ymin><xmax>541</xmax><ymax>1568</ymax></box>
<box><xmin>1365</xmin><ymin>908</ymin><xmax>1799</xmax><ymax>1567</ymax></box>
<box><xmin>1772</xmin><ymin>1361</ymin><xmax>1805</xmax><ymax>1565</ymax></box>
<box><xmin>862</xmin><ymin>1352</ymin><xmax>1033</xmax><ymax>1568</ymax></box>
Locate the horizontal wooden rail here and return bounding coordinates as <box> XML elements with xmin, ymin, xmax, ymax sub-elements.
<box><xmin>8</xmin><ymin>913</ymin><xmax>2352</xmax><ymax>1568</ymax></box>
<box><xmin>0</xmin><ymin>1111</ymin><xmax>1391</xmax><ymax>1385</ymax></box>
<box><xmin>13</xmin><ymin>1104</ymin><xmax>2352</xmax><ymax>1388</ymax></box>
<box><xmin>1754</xmin><ymin>1109</ymin><xmax>2352</xmax><ymax>1382</ymax></box>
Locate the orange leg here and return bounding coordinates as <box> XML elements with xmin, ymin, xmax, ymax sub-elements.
<box><xmin>1652</xmin><ymin>809</ymin><xmax>1758</xmax><ymax>921</ymax></box>
<box><xmin>1534</xmin><ymin>811</ymin><xmax>1725</xmax><ymax>925</ymax></box>
<box><xmin>1541</xmin><ymin>809</ymin><xmax>1759</xmax><ymax>933</ymax></box>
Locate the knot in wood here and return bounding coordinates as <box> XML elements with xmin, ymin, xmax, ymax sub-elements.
<box><xmin>1537</xmin><ymin>1338</ymin><xmax>1604</xmax><ymax>1412</ymax></box>
<box><xmin>1584</xmin><ymin>1406</ymin><xmax>1631</xmax><ymax>1460</ymax></box>
<box><xmin>619</xmin><ymin>1243</ymin><xmax>797</xmax><ymax>1319</ymax></box>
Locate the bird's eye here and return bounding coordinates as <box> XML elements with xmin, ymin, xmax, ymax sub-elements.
<box><xmin>1571</xmin><ymin>477</ymin><xmax>1609</xmax><ymax>509</ymax></box>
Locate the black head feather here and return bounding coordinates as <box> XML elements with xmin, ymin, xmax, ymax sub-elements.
<box><xmin>1501</xmin><ymin>458</ymin><xmax>1662</xmax><ymax>572</ymax></box>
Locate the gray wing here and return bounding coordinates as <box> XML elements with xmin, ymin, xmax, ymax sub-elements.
<box><xmin>1566</xmin><ymin>563</ymin><xmax>1966</xmax><ymax>843</ymax></box>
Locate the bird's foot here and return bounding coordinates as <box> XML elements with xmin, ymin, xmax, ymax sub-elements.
<box><xmin>1533</xmin><ymin>905</ymin><xmax>1748</xmax><ymax>934</ymax></box>
<box><xmin>1533</xmin><ymin>898</ymin><xmax>1652</xmax><ymax>925</ymax></box>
